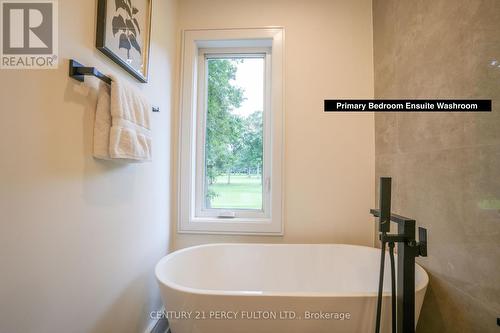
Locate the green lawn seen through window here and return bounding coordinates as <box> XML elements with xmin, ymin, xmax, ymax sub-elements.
<box><xmin>208</xmin><ymin>174</ymin><xmax>263</xmax><ymax>210</ymax></box>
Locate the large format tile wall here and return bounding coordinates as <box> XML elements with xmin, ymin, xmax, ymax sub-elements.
<box><xmin>373</xmin><ymin>0</ymin><xmax>500</xmax><ymax>332</ymax></box>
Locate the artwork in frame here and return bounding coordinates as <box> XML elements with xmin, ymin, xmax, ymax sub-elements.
<box><xmin>96</xmin><ymin>0</ymin><xmax>152</xmax><ymax>83</ymax></box>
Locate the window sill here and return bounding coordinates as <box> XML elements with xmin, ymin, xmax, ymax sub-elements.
<box><xmin>178</xmin><ymin>217</ymin><xmax>284</xmax><ymax>236</ymax></box>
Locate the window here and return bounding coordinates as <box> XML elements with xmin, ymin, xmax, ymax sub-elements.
<box><xmin>178</xmin><ymin>28</ymin><xmax>284</xmax><ymax>235</ymax></box>
<box><xmin>201</xmin><ymin>55</ymin><xmax>266</xmax><ymax>212</ymax></box>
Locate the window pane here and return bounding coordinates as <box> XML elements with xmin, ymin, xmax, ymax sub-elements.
<box><xmin>204</xmin><ymin>57</ymin><xmax>265</xmax><ymax>210</ymax></box>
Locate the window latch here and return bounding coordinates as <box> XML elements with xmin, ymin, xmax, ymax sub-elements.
<box><xmin>217</xmin><ymin>211</ymin><xmax>236</xmax><ymax>218</ymax></box>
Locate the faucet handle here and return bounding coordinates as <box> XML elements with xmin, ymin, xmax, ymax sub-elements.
<box><xmin>418</xmin><ymin>227</ymin><xmax>428</xmax><ymax>257</ymax></box>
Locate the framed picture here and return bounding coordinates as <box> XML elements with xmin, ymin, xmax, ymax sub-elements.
<box><xmin>96</xmin><ymin>0</ymin><xmax>152</xmax><ymax>83</ymax></box>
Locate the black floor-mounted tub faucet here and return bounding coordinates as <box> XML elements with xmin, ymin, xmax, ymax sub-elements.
<box><xmin>371</xmin><ymin>177</ymin><xmax>428</xmax><ymax>333</ymax></box>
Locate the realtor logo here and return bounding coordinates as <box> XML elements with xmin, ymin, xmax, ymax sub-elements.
<box><xmin>1</xmin><ymin>0</ymin><xmax>58</xmax><ymax>69</ymax></box>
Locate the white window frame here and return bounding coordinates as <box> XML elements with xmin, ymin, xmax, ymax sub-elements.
<box><xmin>178</xmin><ymin>28</ymin><xmax>284</xmax><ymax>235</ymax></box>
<box><xmin>195</xmin><ymin>49</ymin><xmax>271</xmax><ymax>220</ymax></box>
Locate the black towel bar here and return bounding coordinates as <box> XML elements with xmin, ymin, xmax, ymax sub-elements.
<box><xmin>69</xmin><ymin>59</ymin><xmax>111</xmax><ymax>85</ymax></box>
<box><xmin>69</xmin><ymin>59</ymin><xmax>159</xmax><ymax>112</ymax></box>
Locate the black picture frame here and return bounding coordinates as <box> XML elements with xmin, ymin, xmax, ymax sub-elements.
<box><xmin>96</xmin><ymin>0</ymin><xmax>152</xmax><ymax>83</ymax></box>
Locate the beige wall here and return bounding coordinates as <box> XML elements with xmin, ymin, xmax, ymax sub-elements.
<box><xmin>172</xmin><ymin>0</ymin><xmax>375</xmax><ymax>249</ymax></box>
<box><xmin>373</xmin><ymin>0</ymin><xmax>500</xmax><ymax>332</ymax></box>
<box><xmin>0</xmin><ymin>0</ymin><xmax>177</xmax><ymax>332</ymax></box>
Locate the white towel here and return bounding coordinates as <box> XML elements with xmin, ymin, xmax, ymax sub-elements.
<box><xmin>93</xmin><ymin>76</ymin><xmax>152</xmax><ymax>162</ymax></box>
<box><xmin>93</xmin><ymin>81</ymin><xmax>112</xmax><ymax>159</ymax></box>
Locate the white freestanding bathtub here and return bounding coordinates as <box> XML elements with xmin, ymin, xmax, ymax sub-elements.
<box><xmin>155</xmin><ymin>243</ymin><xmax>428</xmax><ymax>333</ymax></box>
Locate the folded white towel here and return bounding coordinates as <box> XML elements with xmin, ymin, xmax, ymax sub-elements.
<box><xmin>93</xmin><ymin>76</ymin><xmax>152</xmax><ymax>162</ymax></box>
<box><xmin>93</xmin><ymin>81</ymin><xmax>112</xmax><ymax>160</ymax></box>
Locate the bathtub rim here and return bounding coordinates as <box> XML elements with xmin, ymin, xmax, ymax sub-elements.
<box><xmin>155</xmin><ymin>243</ymin><xmax>429</xmax><ymax>298</ymax></box>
